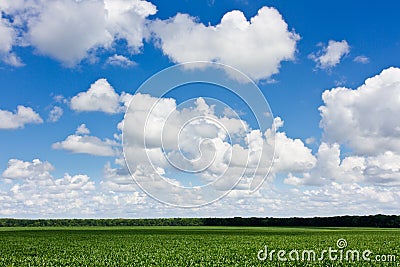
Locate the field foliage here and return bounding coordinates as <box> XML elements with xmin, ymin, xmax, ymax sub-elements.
<box><xmin>0</xmin><ymin>227</ymin><xmax>398</xmax><ymax>266</ymax></box>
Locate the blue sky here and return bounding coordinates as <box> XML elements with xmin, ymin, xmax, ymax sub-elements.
<box><xmin>0</xmin><ymin>0</ymin><xmax>399</xmax><ymax>218</ymax></box>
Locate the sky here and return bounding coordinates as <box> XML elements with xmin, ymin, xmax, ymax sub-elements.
<box><xmin>0</xmin><ymin>0</ymin><xmax>399</xmax><ymax>218</ymax></box>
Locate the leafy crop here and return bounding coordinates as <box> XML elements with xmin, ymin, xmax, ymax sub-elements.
<box><xmin>0</xmin><ymin>227</ymin><xmax>398</xmax><ymax>266</ymax></box>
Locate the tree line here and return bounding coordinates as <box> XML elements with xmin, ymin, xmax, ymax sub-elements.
<box><xmin>0</xmin><ymin>215</ymin><xmax>398</xmax><ymax>228</ymax></box>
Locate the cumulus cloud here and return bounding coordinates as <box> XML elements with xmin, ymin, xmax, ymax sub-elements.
<box><xmin>0</xmin><ymin>18</ymin><xmax>14</xmax><ymax>54</ymax></box>
<box><xmin>0</xmin><ymin>158</ymin><xmax>150</xmax><ymax>217</ymax></box>
<box><xmin>104</xmin><ymin>0</ymin><xmax>156</xmax><ymax>51</ymax></box>
<box><xmin>106</xmin><ymin>54</ymin><xmax>136</xmax><ymax>67</ymax></box>
<box><xmin>52</xmin><ymin>124</ymin><xmax>119</xmax><ymax>156</ymax></box>
<box><xmin>2</xmin><ymin>2</ymin><xmax>299</xmax><ymax>75</ymax></box>
<box><xmin>300</xmin><ymin>182</ymin><xmax>399</xmax><ymax>212</ymax></box>
<box><xmin>2</xmin><ymin>159</ymin><xmax>54</xmax><ymax>180</ymax></box>
<box><xmin>123</xmin><ymin>94</ymin><xmax>252</xmax><ymax>205</ymax></box>
<box><xmin>0</xmin><ymin>105</ymin><xmax>43</xmax><ymax>129</ymax></box>
<box><xmin>364</xmin><ymin>151</ymin><xmax>400</xmax><ymax>185</ymax></box>
<box><xmin>278</xmin><ymin>67</ymin><xmax>400</xmax><ymax>188</ymax></box>
<box><xmin>0</xmin><ymin>17</ymin><xmax>24</xmax><ymax>66</ymax></box>
<box><xmin>284</xmin><ymin>142</ymin><xmax>400</xmax><ymax>187</ymax></box>
<box><xmin>0</xmin><ymin>0</ymin><xmax>157</xmax><ymax>66</ymax></box>
<box><xmin>28</xmin><ymin>0</ymin><xmax>112</xmax><ymax>66</ymax></box>
<box><xmin>309</xmin><ymin>40</ymin><xmax>350</xmax><ymax>69</ymax></box>
<box><xmin>0</xmin><ymin>158</ymin><xmax>98</xmax><ymax>216</ymax></box>
<box><xmin>319</xmin><ymin>67</ymin><xmax>400</xmax><ymax>155</ymax></box>
<box><xmin>151</xmin><ymin>7</ymin><xmax>299</xmax><ymax>81</ymax></box>
<box><xmin>75</xmin><ymin>123</ymin><xmax>90</xmax><ymax>135</ymax></box>
<box><xmin>284</xmin><ymin>143</ymin><xmax>363</xmax><ymax>186</ymax></box>
<box><xmin>273</xmin><ymin>131</ymin><xmax>316</xmax><ymax>173</ymax></box>
<box><xmin>48</xmin><ymin>106</ymin><xmax>63</xmax><ymax>122</ymax></box>
<box><xmin>1</xmin><ymin>156</ymin><xmax>399</xmax><ymax>217</ymax></box>
<box><xmin>122</xmin><ymin>93</ymin><xmax>319</xmax><ymax>206</ymax></box>
<box><xmin>70</xmin><ymin>78</ymin><xmax>132</xmax><ymax>114</ymax></box>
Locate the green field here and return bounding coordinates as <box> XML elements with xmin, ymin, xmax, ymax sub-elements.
<box><xmin>0</xmin><ymin>227</ymin><xmax>398</xmax><ymax>266</ymax></box>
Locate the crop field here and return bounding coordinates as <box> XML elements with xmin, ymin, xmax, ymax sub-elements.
<box><xmin>0</xmin><ymin>227</ymin><xmax>399</xmax><ymax>266</ymax></box>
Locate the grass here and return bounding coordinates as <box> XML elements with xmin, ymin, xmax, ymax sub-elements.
<box><xmin>0</xmin><ymin>226</ymin><xmax>398</xmax><ymax>266</ymax></box>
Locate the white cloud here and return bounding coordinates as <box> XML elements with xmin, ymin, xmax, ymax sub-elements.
<box><xmin>0</xmin><ymin>158</ymin><xmax>100</xmax><ymax>216</ymax></box>
<box><xmin>48</xmin><ymin>106</ymin><xmax>63</xmax><ymax>122</ymax></box>
<box><xmin>0</xmin><ymin>18</ymin><xmax>14</xmax><ymax>54</ymax></box>
<box><xmin>300</xmin><ymin>182</ymin><xmax>399</xmax><ymax>211</ymax></box>
<box><xmin>27</xmin><ymin>0</ymin><xmax>112</xmax><ymax>66</ymax></box>
<box><xmin>70</xmin><ymin>78</ymin><xmax>132</xmax><ymax>114</ymax></box>
<box><xmin>2</xmin><ymin>2</ymin><xmax>299</xmax><ymax>73</ymax></box>
<box><xmin>284</xmin><ymin>142</ymin><xmax>365</xmax><ymax>186</ymax></box>
<box><xmin>75</xmin><ymin>123</ymin><xmax>90</xmax><ymax>135</ymax></box>
<box><xmin>0</xmin><ymin>105</ymin><xmax>43</xmax><ymax>129</ymax></box>
<box><xmin>106</xmin><ymin>54</ymin><xmax>136</xmax><ymax>67</ymax></box>
<box><xmin>0</xmin><ymin>17</ymin><xmax>24</xmax><ymax>66</ymax></box>
<box><xmin>353</xmin><ymin>55</ymin><xmax>369</xmax><ymax>64</ymax></box>
<box><xmin>1</xmin><ymin>157</ymin><xmax>399</xmax><ymax>217</ymax></box>
<box><xmin>319</xmin><ymin>67</ymin><xmax>400</xmax><ymax>155</ymax></box>
<box><xmin>53</xmin><ymin>94</ymin><xmax>66</xmax><ymax>103</ymax></box>
<box><xmin>309</xmin><ymin>40</ymin><xmax>350</xmax><ymax>69</ymax></box>
<box><xmin>363</xmin><ymin>151</ymin><xmax>400</xmax><ymax>186</ymax></box>
<box><xmin>52</xmin><ymin>124</ymin><xmax>119</xmax><ymax>156</ymax></box>
<box><xmin>273</xmin><ymin>131</ymin><xmax>316</xmax><ymax>173</ymax></box>
<box><xmin>280</xmin><ymin>68</ymin><xmax>400</xmax><ymax>188</ymax></box>
<box><xmin>0</xmin><ymin>157</ymin><xmax>155</xmax><ymax>217</ymax></box>
<box><xmin>284</xmin><ymin>141</ymin><xmax>400</xmax><ymax>187</ymax></box>
<box><xmin>151</xmin><ymin>6</ymin><xmax>299</xmax><ymax>81</ymax></box>
<box><xmin>104</xmin><ymin>0</ymin><xmax>157</xmax><ymax>51</ymax></box>
<box><xmin>123</xmin><ymin>94</ymin><xmax>256</xmax><ymax>205</ymax></box>
<box><xmin>0</xmin><ymin>0</ymin><xmax>157</xmax><ymax>66</ymax></box>
<box><xmin>122</xmin><ymin>94</ymin><xmax>320</xmax><ymax>206</ymax></box>
<box><xmin>2</xmin><ymin>159</ymin><xmax>54</xmax><ymax>180</ymax></box>
<box><xmin>3</xmin><ymin>53</ymin><xmax>24</xmax><ymax>67</ymax></box>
